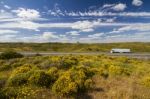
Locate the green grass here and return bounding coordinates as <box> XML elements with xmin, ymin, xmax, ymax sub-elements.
<box><xmin>0</xmin><ymin>42</ymin><xmax>150</xmax><ymax>52</ymax></box>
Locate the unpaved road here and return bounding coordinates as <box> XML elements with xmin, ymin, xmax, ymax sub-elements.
<box><xmin>19</xmin><ymin>52</ymin><xmax>150</xmax><ymax>59</ymax></box>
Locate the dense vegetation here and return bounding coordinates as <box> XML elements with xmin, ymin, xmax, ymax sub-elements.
<box><xmin>0</xmin><ymin>51</ymin><xmax>23</xmax><ymax>60</ymax></box>
<box><xmin>0</xmin><ymin>54</ymin><xmax>150</xmax><ymax>99</ymax></box>
<box><xmin>0</xmin><ymin>42</ymin><xmax>150</xmax><ymax>52</ymax></box>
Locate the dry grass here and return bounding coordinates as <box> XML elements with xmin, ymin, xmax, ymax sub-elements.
<box><xmin>77</xmin><ymin>75</ymin><xmax>150</xmax><ymax>99</ymax></box>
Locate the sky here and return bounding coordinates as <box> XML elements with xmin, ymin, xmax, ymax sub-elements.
<box><xmin>0</xmin><ymin>0</ymin><xmax>150</xmax><ymax>43</ymax></box>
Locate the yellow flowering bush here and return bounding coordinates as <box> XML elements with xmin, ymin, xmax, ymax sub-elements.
<box><xmin>108</xmin><ymin>65</ymin><xmax>131</xmax><ymax>77</ymax></box>
<box><xmin>109</xmin><ymin>65</ymin><xmax>123</xmax><ymax>76</ymax></box>
<box><xmin>52</xmin><ymin>73</ymin><xmax>78</xmax><ymax>96</ymax></box>
<box><xmin>141</xmin><ymin>76</ymin><xmax>150</xmax><ymax>87</ymax></box>
<box><xmin>52</xmin><ymin>66</ymin><xmax>94</xmax><ymax>96</ymax></box>
<box><xmin>7</xmin><ymin>64</ymin><xmax>38</xmax><ymax>87</ymax></box>
<box><xmin>17</xmin><ymin>86</ymin><xmax>38</xmax><ymax>99</ymax></box>
<box><xmin>46</xmin><ymin>67</ymin><xmax>59</xmax><ymax>82</ymax></box>
<box><xmin>11</xmin><ymin>64</ymin><xmax>37</xmax><ymax>77</ymax></box>
<box><xmin>84</xmin><ymin>79</ymin><xmax>94</xmax><ymax>90</ymax></box>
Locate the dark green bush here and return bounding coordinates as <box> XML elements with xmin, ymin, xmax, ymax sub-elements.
<box><xmin>7</xmin><ymin>73</ymin><xmax>29</xmax><ymax>86</ymax></box>
<box><xmin>0</xmin><ymin>78</ymin><xmax>7</xmax><ymax>88</ymax></box>
<box><xmin>0</xmin><ymin>64</ymin><xmax>11</xmax><ymax>71</ymax></box>
<box><xmin>0</xmin><ymin>51</ymin><xmax>23</xmax><ymax>60</ymax></box>
<box><xmin>59</xmin><ymin>56</ymin><xmax>79</xmax><ymax>69</ymax></box>
<box><xmin>47</xmin><ymin>67</ymin><xmax>59</xmax><ymax>82</ymax></box>
<box><xmin>0</xmin><ymin>89</ymin><xmax>6</xmax><ymax>99</ymax></box>
<box><xmin>28</xmin><ymin>70</ymin><xmax>52</xmax><ymax>87</ymax></box>
<box><xmin>2</xmin><ymin>87</ymin><xmax>19</xmax><ymax>98</ymax></box>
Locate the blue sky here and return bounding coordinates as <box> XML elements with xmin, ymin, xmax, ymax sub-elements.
<box><xmin>0</xmin><ymin>0</ymin><xmax>150</xmax><ymax>43</ymax></box>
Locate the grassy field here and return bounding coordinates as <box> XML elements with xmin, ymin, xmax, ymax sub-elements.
<box><xmin>0</xmin><ymin>42</ymin><xmax>150</xmax><ymax>53</ymax></box>
<box><xmin>0</xmin><ymin>53</ymin><xmax>150</xmax><ymax>99</ymax></box>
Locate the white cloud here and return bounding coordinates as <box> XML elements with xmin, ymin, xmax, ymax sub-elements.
<box><xmin>112</xmin><ymin>3</ymin><xmax>127</xmax><ymax>11</ymax></box>
<box><xmin>65</xmin><ymin>11</ymin><xmax>150</xmax><ymax>17</ymax></box>
<box><xmin>81</xmin><ymin>28</ymin><xmax>94</xmax><ymax>32</ymax></box>
<box><xmin>118</xmin><ymin>12</ymin><xmax>150</xmax><ymax>17</ymax></box>
<box><xmin>48</xmin><ymin>3</ymin><xmax>64</xmax><ymax>16</ymax></box>
<box><xmin>103</xmin><ymin>4</ymin><xmax>114</xmax><ymax>8</ymax></box>
<box><xmin>0</xmin><ymin>10</ymin><xmax>14</xmax><ymax>19</ymax></box>
<box><xmin>4</xmin><ymin>5</ymin><xmax>11</xmax><ymax>9</ymax></box>
<box><xmin>110</xmin><ymin>24</ymin><xmax>150</xmax><ymax>34</ymax></box>
<box><xmin>0</xmin><ymin>18</ymin><xmax>150</xmax><ymax>37</ymax></box>
<box><xmin>71</xmin><ymin>20</ymin><xmax>101</xmax><ymax>31</ymax></box>
<box><xmin>105</xmin><ymin>18</ymin><xmax>116</xmax><ymax>23</ymax></box>
<box><xmin>0</xmin><ymin>9</ymin><xmax>45</xmax><ymax>22</ymax></box>
<box><xmin>0</xmin><ymin>30</ymin><xmax>19</xmax><ymax>34</ymax></box>
<box><xmin>46</xmin><ymin>3</ymin><xmax>150</xmax><ymax>18</ymax></box>
<box><xmin>59</xmin><ymin>34</ymin><xmax>66</xmax><ymax>38</ymax></box>
<box><xmin>0</xmin><ymin>19</ymin><xmax>144</xmax><ymax>31</ymax></box>
<box><xmin>12</xmin><ymin>8</ymin><xmax>40</xmax><ymax>19</ymax></box>
<box><xmin>0</xmin><ymin>34</ymin><xmax>17</xmax><ymax>42</ymax></box>
<box><xmin>88</xmin><ymin>33</ymin><xmax>104</xmax><ymax>39</ymax></box>
<box><xmin>0</xmin><ymin>21</ymin><xmax>41</xmax><ymax>30</ymax></box>
<box><xmin>132</xmin><ymin>0</ymin><xmax>143</xmax><ymax>6</ymax></box>
<box><xmin>42</xmin><ymin>32</ymin><xmax>59</xmax><ymax>39</ymax></box>
<box><xmin>66</xmin><ymin>31</ymin><xmax>80</xmax><ymax>36</ymax></box>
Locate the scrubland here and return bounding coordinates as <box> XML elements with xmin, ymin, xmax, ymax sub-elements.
<box><xmin>0</xmin><ymin>51</ymin><xmax>150</xmax><ymax>99</ymax></box>
<box><xmin>0</xmin><ymin>42</ymin><xmax>150</xmax><ymax>52</ymax></box>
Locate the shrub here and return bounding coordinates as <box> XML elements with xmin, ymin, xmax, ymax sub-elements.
<box><xmin>71</xmin><ymin>66</ymin><xmax>95</xmax><ymax>78</ymax></box>
<box><xmin>39</xmin><ymin>60</ymin><xmax>52</xmax><ymax>69</ymax></box>
<box><xmin>17</xmin><ymin>86</ymin><xmax>38</xmax><ymax>98</ymax></box>
<box><xmin>11</xmin><ymin>62</ymin><xmax>23</xmax><ymax>68</ymax></box>
<box><xmin>7</xmin><ymin>73</ymin><xmax>29</xmax><ymax>86</ymax></box>
<box><xmin>0</xmin><ymin>89</ymin><xmax>6</xmax><ymax>99</ymax></box>
<box><xmin>47</xmin><ymin>67</ymin><xmax>59</xmax><ymax>82</ymax></box>
<box><xmin>52</xmin><ymin>73</ymin><xmax>78</xmax><ymax>96</ymax></box>
<box><xmin>0</xmin><ymin>64</ymin><xmax>11</xmax><ymax>71</ymax></box>
<box><xmin>7</xmin><ymin>64</ymin><xmax>38</xmax><ymax>86</ymax></box>
<box><xmin>28</xmin><ymin>70</ymin><xmax>52</xmax><ymax>87</ymax></box>
<box><xmin>84</xmin><ymin>79</ymin><xmax>94</xmax><ymax>90</ymax></box>
<box><xmin>11</xmin><ymin>64</ymin><xmax>37</xmax><ymax>77</ymax></box>
<box><xmin>0</xmin><ymin>51</ymin><xmax>23</xmax><ymax>60</ymax></box>
<box><xmin>60</xmin><ymin>56</ymin><xmax>79</xmax><ymax>69</ymax></box>
<box><xmin>97</xmin><ymin>67</ymin><xmax>109</xmax><ymax>78</ymax></box>
<box><xmin>108</xmin><ymin>65</ymin><xmax>131</xmax><ymax>76</ymax></box>
<box><xmin>108</xmin><ymin>65</ymin><xmax>123</xmax><ymax>76</ymax></box>
<box><xmin>2</xmin><ymin>87</ymin><xmax>19</xmax><ymax>98</ymax></box>
<box><xmin>52</xmin><ymin>66</ymin><xmax>94</xmax><ymax>96</ymax></box>
<box><xmin>141</xmin><ymin>76</ymin><xmax>150</xmax><ymax>87</ymax></box>
<box><xmin>0</xmin><ymin>78</ymin><xmax>6</xmax><ymax>88</ymax></box>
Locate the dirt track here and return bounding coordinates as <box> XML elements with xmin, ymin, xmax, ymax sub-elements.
<box><xmin>0</xmin><ymin>52</ymin><xmax>150</xmax><ymax>59</ymax></box>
